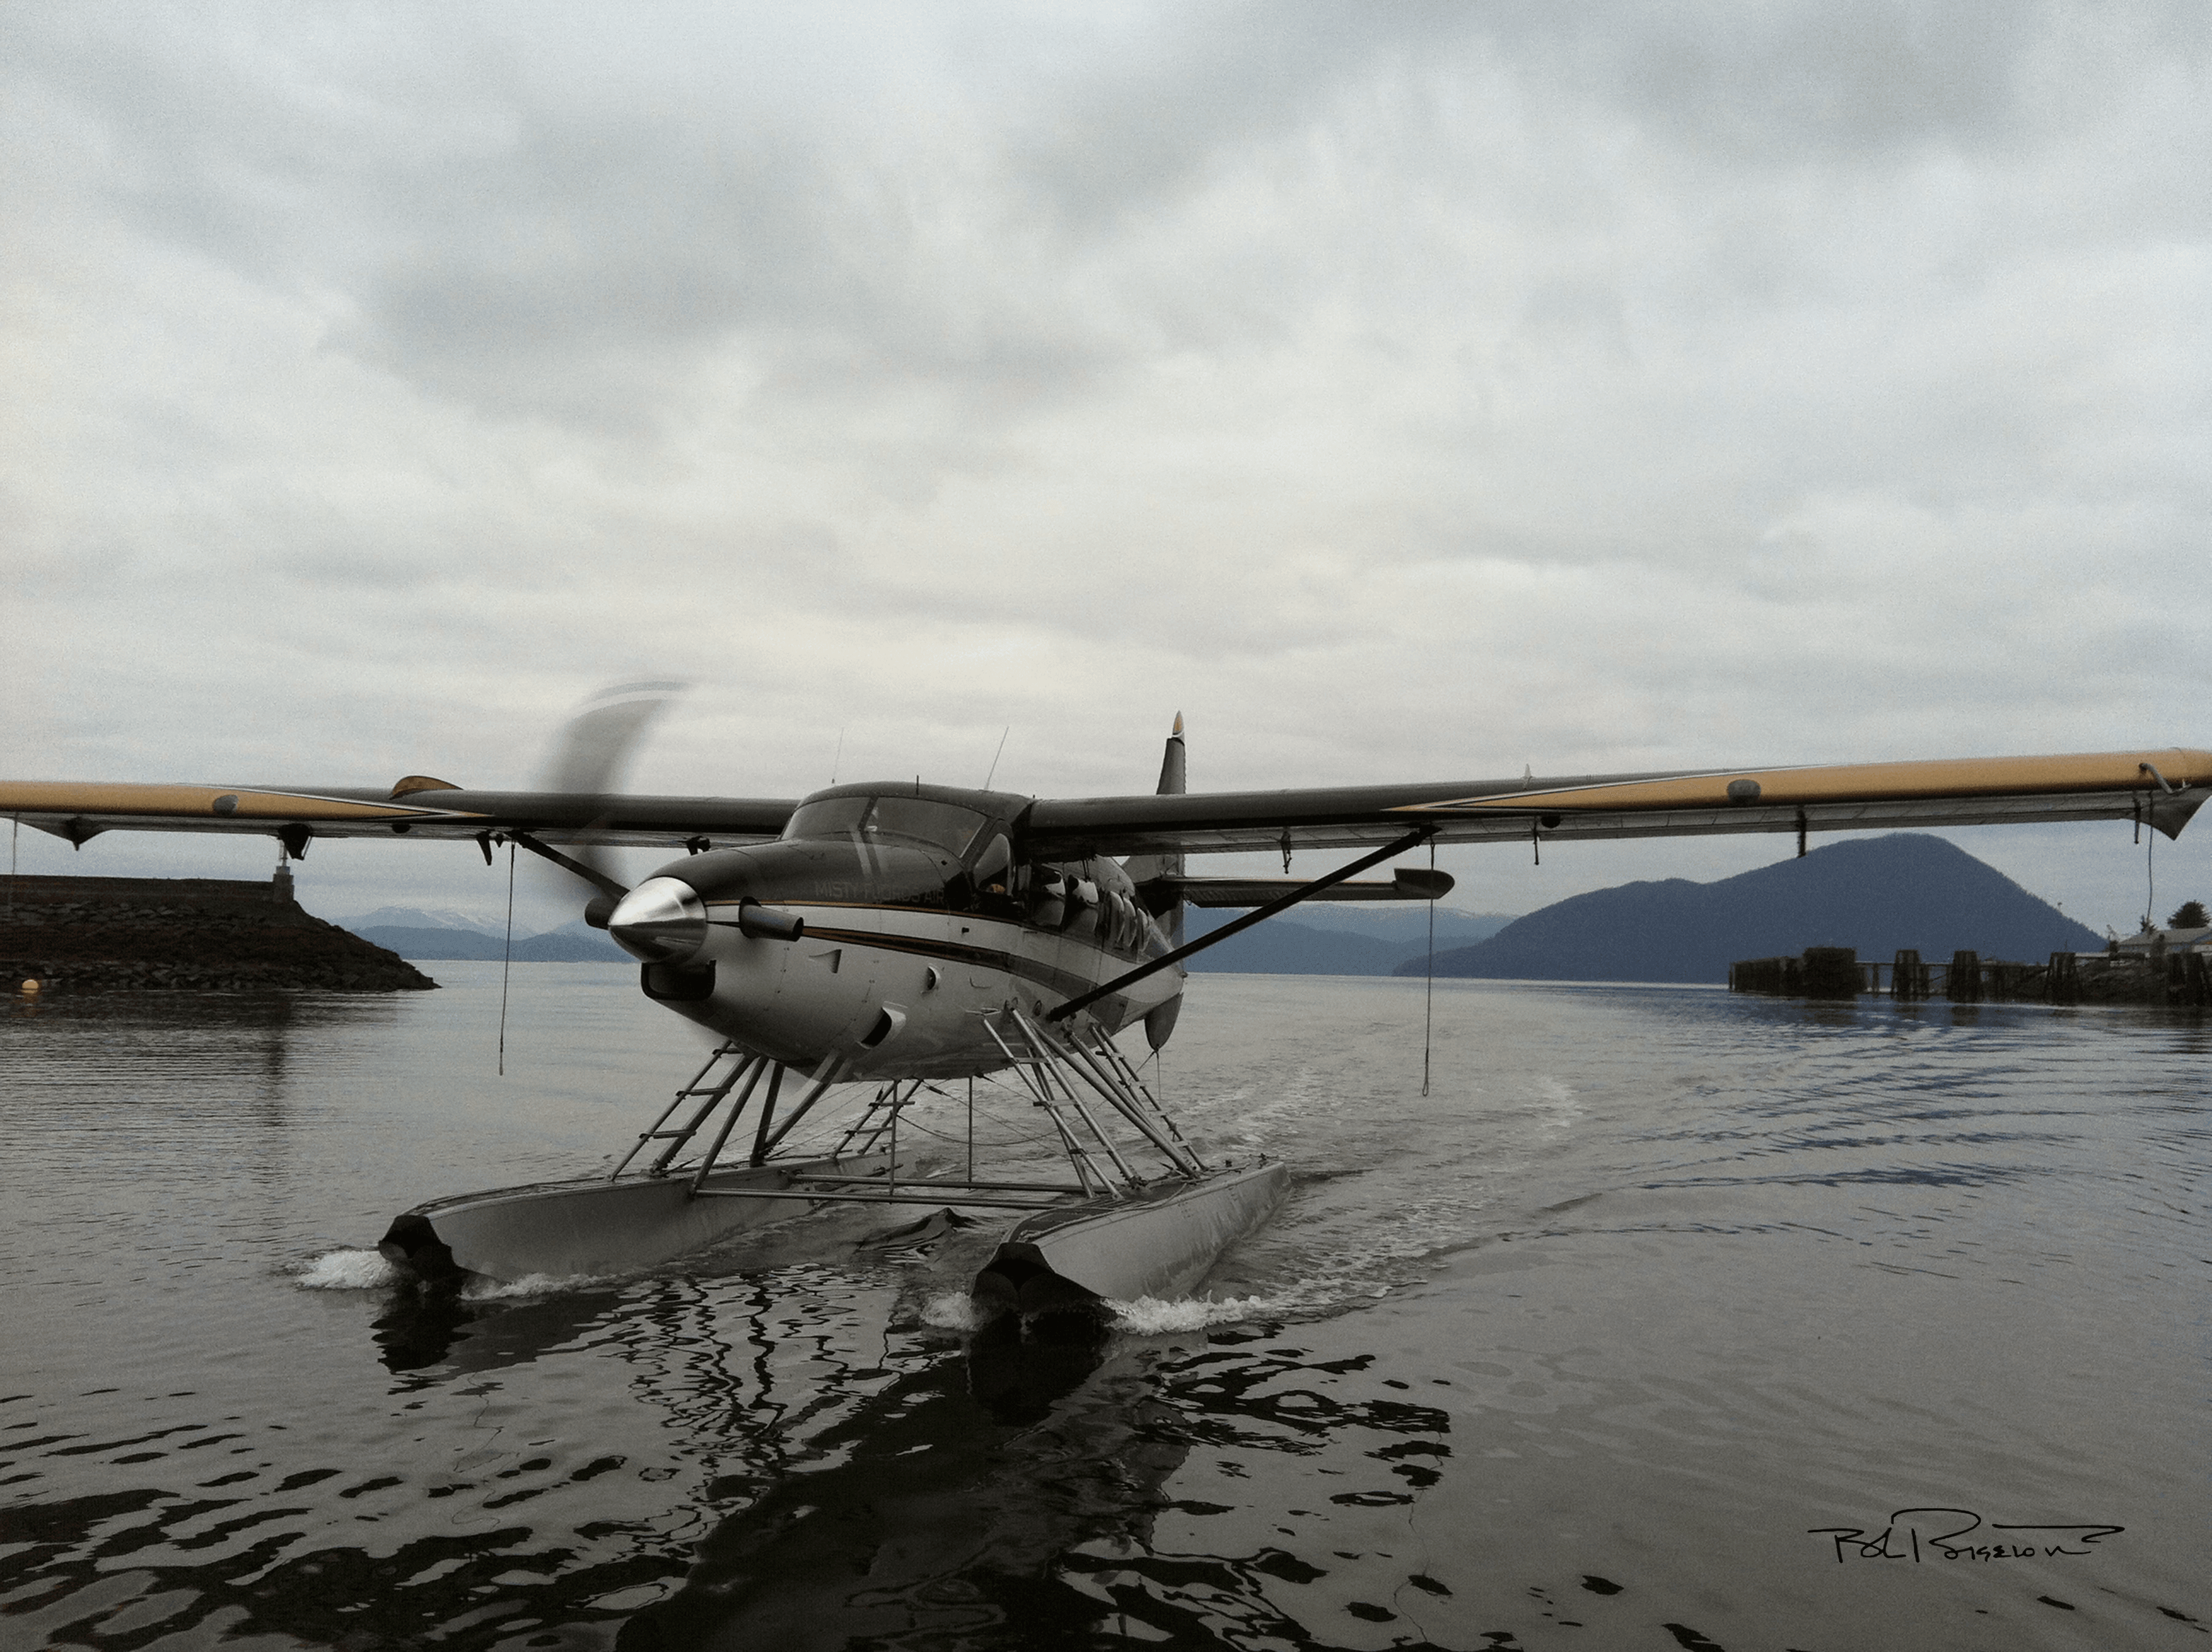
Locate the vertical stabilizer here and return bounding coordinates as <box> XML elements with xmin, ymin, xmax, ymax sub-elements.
<box><xmin>1126</xmin><ymin>714</ymin><xmax>1187</xmax><ymax>1050</ymax></box>
<box><xmin>1155</xmin><ymin>710</ymin><xmax>1185</xmax><ymax>800</ymax></box>
<box><xmin>1155</xmin><ymin>712</ymin><xmax>1185</xmax><ymax>945</ymax></box>
<box><xmin>1125</xmin><ymin>713</ymin><xmax>1185</xmax><ymax>937</ymax></box>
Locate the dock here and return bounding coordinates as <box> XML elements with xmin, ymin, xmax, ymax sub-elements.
<box><xmin>1728</xmin><ymin>945</ymin><xmax>2212</xmax><ymax>1007</ymax></box>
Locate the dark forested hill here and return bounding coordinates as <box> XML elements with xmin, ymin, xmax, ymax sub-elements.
<box><xmin>1394</xmin><ymin>834</ymin><xmax>2103</xmax><ymax>984</ymax></box>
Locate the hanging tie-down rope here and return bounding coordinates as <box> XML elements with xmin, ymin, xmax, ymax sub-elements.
<box><xmin>498</xmin><ymin>839</ymin><xmax>516</xmax><ymax>1076</ymax></box>
<box><xmin>2145</xmin><ymin>805</ymin><xmax>2157</xmax><ymax>935</ymax></box>
<box><xmin>1422</xmin><ymin>840</ymin><xmax>1437</xmax><ymax>1098</ymax></box>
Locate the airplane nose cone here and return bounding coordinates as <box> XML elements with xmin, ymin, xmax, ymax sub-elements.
<box><xmin>607</xmin><ymin>877</ymin><xmax>709</xmax><ymax>963</ymax></box>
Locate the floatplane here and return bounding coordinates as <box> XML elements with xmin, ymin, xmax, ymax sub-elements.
<box><xmin>7</xmin><ymin>692</ymin><xmax>2208</xmax><ymax>1313</ymax></box>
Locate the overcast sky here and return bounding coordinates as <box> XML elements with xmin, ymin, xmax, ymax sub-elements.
<box><xmin>5</xmin><ymin>1</ymin><xmax>2208</xmax><ymax>936</ymax></box>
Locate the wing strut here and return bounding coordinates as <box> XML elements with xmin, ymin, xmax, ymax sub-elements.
<box><xmin>509</xmin><ymin>831</ymin><xmax>629</xmax><ymax>901</ymax></box>
<box><xmin>1046</xmin><ymin>822</ymin><xmax>1440</xmax><ymax>1023</ymax></box>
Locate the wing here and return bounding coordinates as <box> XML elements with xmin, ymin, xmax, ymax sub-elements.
<box><xmin>0</xmin><ymin>778</ymin><xmax>796</xmax><ymax>850</ymax></box>
<box><xmin>1024</xmin><ymin>748</ymin><xmax>2212</xmax><ymax>857</ymax></box>
<box><xmin>12</xmin><ymin>746</ymin><xmax>2206</xmax><ymax>859</ymax></box>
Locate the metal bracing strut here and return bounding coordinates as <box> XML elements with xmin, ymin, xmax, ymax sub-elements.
<box><xmin>1008</xmin><ymin>1010</ymin><xmax>1143</xmax><ymax>1189</ymax></box>
<box><xmin>832</xmin><ymin>1079</ymin><xmax>923</xmax><ymax>1161</ymax></box>
<box><xmin>1053</xmin><ymin>1022</ymin><xmax>1203</xmax><ymax>1176</ymax></box>
<box><xmin>982</xmin><ymin>1014</ymin><xmax>1118</xmax><ymax>1199</ymax></box>
<box><xmin>687</xmin><ymin>1057</ymin><xmax>777</xmax><ymax>1193</ymax></box>
<box><xmin>609</xmin><ymin>1043</ymin><xmax>756</xmax><ymax>1181</ymax></box>
<box><xmin>756</xmin><ymin>1051</ymin><xmax>852</xmax><ymax>1158</ymax></box>
<box><xmin>1005</xmin><ymin>1008</ymin><xmax>1147</xmax><ymax>1189</ymax></box>
<box><xmin>1088</xmin><ymin>1032</ymin><xmax>1199</xmax><ymax>1162</ymax></box>
<box><xmin>747</xmin><ymin>1062</ymin><xmax>786</xmax><ymax>1165</ymax></box>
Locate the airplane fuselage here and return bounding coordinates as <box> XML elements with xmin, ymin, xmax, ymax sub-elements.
<box><xmin>606</xmin><ymin>782</ymin><xmax>1183</xmax><ymax>1079</ymax></box>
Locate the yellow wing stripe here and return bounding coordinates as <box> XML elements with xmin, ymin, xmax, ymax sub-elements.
<box><xmin>0</xmin><ymin>781</ymin><xmax>473</xmax><ymax>822</ymax></box>
<box><xmin>1405</xmin><ymin>748</ymin><xmax>2212</xmax><ymax>816</ymax></box>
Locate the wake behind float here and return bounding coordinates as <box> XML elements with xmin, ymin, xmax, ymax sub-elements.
<box><xmin>377</xmin><ymin>1008</ymin><xmax>1288</xmax><ymax>1313</ymax></box>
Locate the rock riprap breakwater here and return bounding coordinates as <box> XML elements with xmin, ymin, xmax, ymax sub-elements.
<box><xmin>2</xmin><ymin>871</ymin><xmax>434</xmax><ymax>993</ymax></box>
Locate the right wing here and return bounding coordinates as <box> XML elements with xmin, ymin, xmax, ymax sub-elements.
<box><xmin>1024</xmin><ymin>748</ymin><xmax>2212</xmax><ymax>858</ymax></box>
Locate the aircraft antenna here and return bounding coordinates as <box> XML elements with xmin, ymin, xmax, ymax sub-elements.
<box><xmin>831</xmin><ymin>727</ymin><xmax>845</xmax><ymax>785</ymax></box>
<box><xmin>1421</xmin><ymin>840</ymin><xmax>1436</xmax><ymax>1097</ymax></box>
<box><xmin>497</xmin><ymin>839</ymin><xmax>516</xmax><ymax>1077</ymax></box>
<box><xmin>983</xmin><ymin>726</ymin><xmax>1010</xmax><ymax>789</ymax></box>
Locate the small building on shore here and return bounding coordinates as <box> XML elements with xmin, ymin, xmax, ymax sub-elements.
<box><xmin>2111</xmin><ymin>925</ymin><xmax>2212</xmax><ymax>958</ymax></box>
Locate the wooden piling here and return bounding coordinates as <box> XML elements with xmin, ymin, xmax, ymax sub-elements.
<box><xmin>2047</xmin><ymin>950</ymin><xmax>2080</xmax><ymax>1004</ymax></box>
<box><xmin>1802</xmin><ymin>947</ymin><xmax>1859</xmax><ymax>998</ymax></box>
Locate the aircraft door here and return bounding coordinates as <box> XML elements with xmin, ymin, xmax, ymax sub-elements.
<box><xmin>964</xmin><ymin>831</ymin><xmax>1016</xmax><ymax>988</ymax></box>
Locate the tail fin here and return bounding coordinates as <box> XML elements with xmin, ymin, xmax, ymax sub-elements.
<box><xmin>1125</xmin><ymin>713</ymin><xmax>1186</xmax><ymax>941</ymax></box>
<box><xmin>1155</xmin><ymin>710</ymin><xmax>1186</xmax><ymax>801</ymax></box>
<box><xmin>1124</xmin><ymin>714</ymin><xmax>1188</xmax><ymax>1051</ymax></box>
<box><xmin>1156</xmin><ymin>713</ymin><xmax>1185</xmax><ymax>945</ymax></box>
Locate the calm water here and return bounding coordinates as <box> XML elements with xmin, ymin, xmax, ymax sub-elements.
<box><xmin>1</xmin><ymin>966</ymin><xmax>2206</xmax><ymax>1651</ymax></box>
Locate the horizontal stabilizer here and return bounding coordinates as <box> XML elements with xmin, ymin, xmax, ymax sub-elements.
<box><xmin>1154</xmin><ymin>867</ymin><xmax>1453</xmax><ymax>907</ymax></box>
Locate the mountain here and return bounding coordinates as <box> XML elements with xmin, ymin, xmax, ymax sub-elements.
<box><xmin>343</xmin><ymin>901</ymin><xmax>1510</xmax><ymax>973</ymax></box>
<box><xmin>1185</xmin><ymin>906</ymin><xmax>1514</xmax><ymax>976</ymax></box>
<box><xmin>345</xmin><ymin>915</ymin><xmax>628</xmax><ymax>962</ymax></box>
<box><xmin>516</xmin><ymin>921</ymin><xmax>629</xmax><ymax>962</ymax></box>
<box><xmin>1393</xmin><ymin>834</ymin><xmax>2103</xmax><ymax>984</ymax></box>
<box><xmin>342</xmin><ymin>905</ymin><xmax>508</xmax><ymax>936</ymax></box>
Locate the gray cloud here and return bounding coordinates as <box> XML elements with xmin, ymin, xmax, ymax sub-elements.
<box><xmin>4</xmin><ymin>1</ymin><xmax>2208</xmax><ymax>934</ymax></box>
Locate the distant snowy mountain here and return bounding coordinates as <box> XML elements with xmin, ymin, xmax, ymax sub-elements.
<box><xmin>342</xmin><ymin>909</ymin><xmax>628</xmax><ymax>961</ymax></box>
<box><xmin>341</xmin><ymin>905</ymin><xmax>508</xmax><ymax>937</ymax></box>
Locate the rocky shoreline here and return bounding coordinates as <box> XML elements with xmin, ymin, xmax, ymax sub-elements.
<box><xmin>2</xmin><ymin>871</ymin><xmax>436</xmax><ymax>994</ymax></box>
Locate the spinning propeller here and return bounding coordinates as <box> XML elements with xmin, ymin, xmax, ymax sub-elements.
<box><xmin>497</xmin><ymin>680</ymin><xmax>684</xmax><ymax>921</ymax></box>
<box><xmin>510</xmin><ymin>683</ymin><xmax>806</xmax><ymax>963</ymax></box>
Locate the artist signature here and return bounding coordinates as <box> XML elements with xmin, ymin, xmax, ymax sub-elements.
<box><xmin>1810</xmin><ymin>1508</ymin><xmax>2123</xmax><ymax>1564</ymax></box>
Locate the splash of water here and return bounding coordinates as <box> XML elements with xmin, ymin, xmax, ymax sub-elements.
<box><xmin>295</xmin><ymin>1248</ymin><xmax>598</xmax><ymax>1298</ymax></box>
<box><xmin>1107</xmin><ymin>1293</ymin><xmax>1293</xmax><ymax>1334</ymax></box>
<box><xmin>920</xmin><ymin>1290</ymin><xmax>987</xmax><ymax>1332</ymax></box>
<box><xmin>459</xmin><ymin>1271</ymin><xmax>603</xmax><ymax>1301</ymax></box>
<box><xmin>295</xmin><ymin>1249</ymin><xmax>399</xmax><ymax>1291</ymax></box>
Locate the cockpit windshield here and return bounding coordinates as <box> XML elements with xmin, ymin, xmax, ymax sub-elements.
<box><xmin>783</xmin><ymin>795</ymin><xmax>987</xmax><ymax>857</ymax></box>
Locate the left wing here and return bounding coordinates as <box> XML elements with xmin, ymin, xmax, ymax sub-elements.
<box><xmin>1024</xmin><ymin>748</ymin><xmax>2212</xmax><ymax>858</ymax></box>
